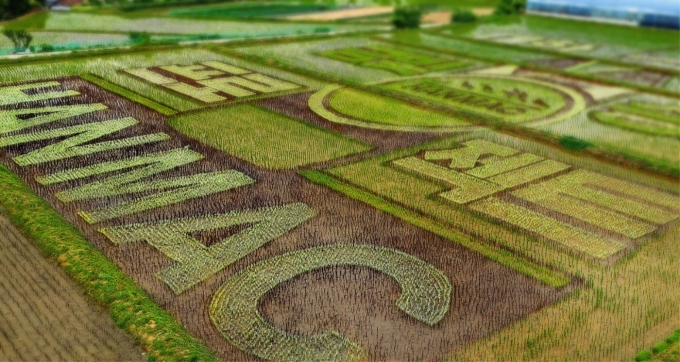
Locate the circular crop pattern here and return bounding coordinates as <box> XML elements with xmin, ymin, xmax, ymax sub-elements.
<box><xmin>309</xmin><ymin>75</ymin><xmax>585</xmax><ymax>132</ymax></box>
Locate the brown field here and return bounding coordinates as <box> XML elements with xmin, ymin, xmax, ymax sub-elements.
<box><xmin>0</xmin><ymin>210</ymin><xmax>143</xmax><ymax>361</ymax></box>
<box><xmin>0</xmin><ymin>78</ymin><xmax>579</xmax><ymax>361</ymax></box>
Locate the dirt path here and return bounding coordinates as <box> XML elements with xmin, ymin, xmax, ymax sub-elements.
<box><xmin>0</xmin><ymin>209</ymin><xmax>144</xmax><ymax>362</ymax></box>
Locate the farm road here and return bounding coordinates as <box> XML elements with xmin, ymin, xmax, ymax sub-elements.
<box><xmin>0</xmin><ymin>210</ymin><xmax>144</xmax><ymax>361</ymax></box>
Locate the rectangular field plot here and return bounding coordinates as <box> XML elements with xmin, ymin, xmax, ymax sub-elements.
<box><xmin>167</xmin><ymin>104</ymin><xmax>372</xmax><ymax>169</ymax></box>
<box><xmin>326</xmin><ymin>132</ymin><xmax>679</xmax><ymax>264</ymax></box>
<box><xmin>0</xmin><ymin>48</ymin><xmax>324</xmax><ymax>112</ymax></box>
<box><xmin>232</xmin><ymin>36</ymin><xmax>486</xmax><ymax>84</ymax></box>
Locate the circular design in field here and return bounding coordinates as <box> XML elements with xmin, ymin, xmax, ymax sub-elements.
<box><xmin>309</xmin><ymin>75</ymin><xmax>585</xmax><ymax>132</ymax></box>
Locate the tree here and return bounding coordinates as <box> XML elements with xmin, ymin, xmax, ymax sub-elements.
<box><xmin>2</xmin><ymin>29</ymin><xmax>33</xmax><ymax>51</ymax></box>
<box><xmin>0</xmin><ymin>0</ymin><xmax>33</xmax><ymax>20</ymax></box>
<box><xmin>393</xmin><ymin>6</ymin><xmax>421</xmax><ymax>29</ymax></box>
<box><xmin>494</xmin><ymin>0</ymin><xmax>526</xmax><ymax>16</ymax></box>
<box><xmin>451</xmin><ymin>8</ymin><xmax>478</xmax><ymax>23</ymax></box>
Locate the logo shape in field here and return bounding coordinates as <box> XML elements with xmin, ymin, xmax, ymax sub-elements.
<box><xmin>318</xmin><ymin>45</ymin><xmax>468</xmax><ymax>76</ymax></box>
<box><xmin>124</xmin><ymin>61</ymin><xmax>301</xmax><ymax>103</ymax></box>
<box><xmin>589</xmin><ymin>100</ymin><xmax>679</xmax><ymax>139</ymax></box>
<box><xmin>392</xmin><ymin>139</ymin><xmax>679</xmax><ymax>259</ymax></box>
<box><xmin>310</xmin><ymin>73</ymin><xmax>585</xmax><ymax>132</ymax></box>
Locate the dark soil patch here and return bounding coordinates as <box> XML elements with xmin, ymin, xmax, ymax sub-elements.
<box><xmin>0</xmin><ymin>77</ymin><xmax>577</xmax><ymax>361</ymax></box>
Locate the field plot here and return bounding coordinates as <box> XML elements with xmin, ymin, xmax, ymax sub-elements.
<box><xmin>0</xmin><ymin>76</ymin><xmax>576</xmax><ymax>361</ymax></box>
<box><xmin>0</xmin><ymin>211</ymin><xmax>143</xmax><ymax>361</ymax></box>
<box><xmin>168</xmin><ymin>104</ymin><xmax>371</xmax><ymax>169</ymax></box>
<box><xmin>232</xmin><ymin>36</ymin><xmax>487</xmax><ymax>84</ymax></box>
<box><xmin>539</xmin><ymin>92</ymin><xmax>680</xmax><ymax>173</ymax></box>
<box><xmin>0</xmin><ymin>31</ymin><xmax>129</xmax><ymax>55</ymax></box>
<box><xmin>0</xmin><ymin>48</ymin><xmax>324</xmax><ymax>112</ymax></box>
<box><xmin>382</xmin><ymin>31</ymin><xmax>679</xmax><ymax>94</ymax></box>
<box><xmin>33</xmin><ymin>12</ymin><xmax>384</xmax><ymax>36</ymax></box>
<box><xmin>438</xmin><ymin>16</ymin><xmax>680</xmax><ymax>71</ymax></box>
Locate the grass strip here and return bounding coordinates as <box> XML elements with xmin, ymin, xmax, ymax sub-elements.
<box><xmin>299</xmin><ymin>169</ymin><xmax>571</xmax><ymax>288</ymax></box>
<box><xmin>0</xmin><ymin>163</ymin><xmax>218</xmax><ymax>362</ymax></box>
<box><xmin>80</xmin><ymin>74</ymin><xmax>177</xmax><ymax>116</ymax></box>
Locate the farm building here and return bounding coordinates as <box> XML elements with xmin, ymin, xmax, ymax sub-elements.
<box><xmin>527</xmin><ymin>0</ymin><xmax>680</xmax><ymax>29</ymax></box>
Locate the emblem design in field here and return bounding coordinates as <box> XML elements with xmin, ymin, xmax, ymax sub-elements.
<box><xmin>473</xmin><ymin>33</ymin><xmax>596</xmax><ymax>52</ymax></box>
<box><xmin>124</xmin><ymin>60</ymin><xmax>301</xmax><ymax>103</ymax></box>
<box><xmin>311</xmin><ymin>73</ymin><xmax>583</xmax><ymax>131</ymax></box>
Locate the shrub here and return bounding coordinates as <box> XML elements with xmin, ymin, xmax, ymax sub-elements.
<box><xmin>452</xmin><ymin>9</ymin><xmax>477</xmax><ymax>23</ymax></box>
<box><xmin>634</xmin><ymin>349</ymin><xmax>652</xmax><ymax>362</ymax></box>
<box><xmin>652</xmin><ymin>341</ymin><xmax>669</xmax><ymax>354</ymax></box>
<box><xmin>393</xmin><ymin>6</ymin><xmax>421</xmax><ymax>29</ymax></box>
<box><xmin>128</xmin><ymin>31</ymin><xmax>151</xmax><ymax>45</ymax></box>
<box><xmin>494</xmin><ymin>0</ymin><xmax>526</xmax><ymax>16</ymax></box>
<box><xmin>558</xmin><ymin>135</ymin><xmax>592</xmax><ymax>151</ymax></box>
<box><xmin>666</xmin><ymin>330</ymin><xmax>680</xmax><ymax>344</ymax></box>
<box><xmin>2</xmin><ymin>29</ymin><xmax>33</xmax><ymax>51</ymax></box>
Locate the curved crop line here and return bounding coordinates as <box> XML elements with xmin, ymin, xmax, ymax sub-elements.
<box><xmin>210</xmin><ymin>243</ymin><xmax>452</xmax><ymax>361</ymax></box>
<box><xmin>308</xmin><ymin>84</ymin><xmax>475</xmax><ymax>133</ymax></box>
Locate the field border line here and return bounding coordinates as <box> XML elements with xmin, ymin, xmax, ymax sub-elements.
<box><xmin>0</xmin><ymin>164</ymin><xmax>219</xmax><ymax>362</ymax></box>
<box><xmin>298</xmin><ymin>169</ymin><xmax>572</xmax><ymax>288</ymax></box>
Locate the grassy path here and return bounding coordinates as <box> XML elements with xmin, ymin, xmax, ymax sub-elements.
<box><xmin>0</xmin><ymin>210</ymin><xmax>144</xmax><ymax>362</ymax></box>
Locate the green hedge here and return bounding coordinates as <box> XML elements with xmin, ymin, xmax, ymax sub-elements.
<box><xmin>0</xmin><ymin>164</ymin><xmax>218</xmax><ymax>362</ymax></box>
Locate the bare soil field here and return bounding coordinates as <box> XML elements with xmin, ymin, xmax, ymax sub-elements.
<box><xmin>0</xmin><ymin>210</ymin><xmax>143</xmax><ymax>361</ymax></box>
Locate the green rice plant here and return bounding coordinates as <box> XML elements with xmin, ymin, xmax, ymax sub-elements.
<box><xmin>468</xmin><ymin>197</ymin><xmax>625</xmax><ymax>259</ymax></box>
<box><xmin>100</xmin><ymin>203</ymin><xmax>315</xmax><ymax>294</ymax></box>
<box><xmin>542</xmin><ymin>170</ymin><xmax>678</xmax><ymax>223</ymax></box>
<box><xmin>512</xmin><ymin>184</ymin><xmax>655</xmax><ymax>239</ymax></box>
<box><xmin>558</xmin><ymin>136</ymin><xmax>592</xmax><ymax>151</ymax></box>
<box><xmin>79</xmin><ymin>170</ymin><xmax>254</xmax><ymax>224</ymax></box>
<box><xmin>79</xmin><ymin>74</ymin><xmax>177</xmax><ymax>116</ymax></box>
<box><xmin>590</xmin><ymin>101</ymin><xmax>680</xmax><ymax>139</ymax></box>
<box><xmin>299</xmin><ymin>170</ymin><xmax>570</xmax><ymax>288</ymax></box>
<box><xmin>0</xmin><ymin>81</ymin><xmax>79</xmax><ymax>107</ymax></box>
<box><xmin>168</xmin><ymin>104</ymin><xmax>371</xmax><ymax>169</ymax></box>
<box><xmin>0</xmin><ymin>163</ymin><xmax>218</xmax><ymax>361</ymax></box>
<box><xmin>324</xmin><ymin>86</ymin><xmax>472</xmax><ymax>131</ymax></box>
<box><xmin>210</xmin><ymin>243</ymin><xmax>451</xmax><ymax>361</ymax></box>
<box><xmin>486</xmin><ymin>159</ymin><xmax>570</xmax><ymax>188</ymax></box>
<box><xmin>0</xmin><ymin>103</ymin><xmax>105</xmax><ymax>134</ymax></box>
<box><xmin>319</xmin><ymin>44</ymin><xmax>468</xmax><ymax>76</ymax></box>
<box><xmin>1</xmin><ymin>117</ymin><xmax>169</xmax><ymax>166</ymax></box>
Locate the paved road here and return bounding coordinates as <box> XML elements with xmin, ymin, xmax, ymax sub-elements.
<box><xmin>0</xmin><ymin>210</ymin><xmax>144</xmax><ymax>362</ymax></box>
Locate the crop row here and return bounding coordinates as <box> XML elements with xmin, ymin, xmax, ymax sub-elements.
<box><xmin>100</xmin><ymin>203</ymin><xmax>316</xmax><ymax>294</ymax></box>
<box><xmin>210</xmin><ymin>243</ymin><xmax>452</xmax><ymax>361</ymax></box>
<box><xmin>512</xmin><ymin>185</ymin><xmax>655</xmax><ymax>239</ymax></box>
<box><xmin>543</xmin><ymin>170</ymin><xmax>678</xmax><ymax>224</ymax></box>
<box><xmin>468</xmin><ymin>197</ymin><xmax>625</xmax><ymax>259</ymax></box>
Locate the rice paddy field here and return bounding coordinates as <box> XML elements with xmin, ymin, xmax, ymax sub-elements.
<box><xmin>0</xmin><ymin>2</ymin><xmax>678</xmax><ymax>361</ymax></box>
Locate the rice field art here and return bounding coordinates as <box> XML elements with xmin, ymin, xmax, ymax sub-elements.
<box><xmin>0</xmin><ymin>3</ymin><xmax>678</xmax><ymax>362</ymax></box>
